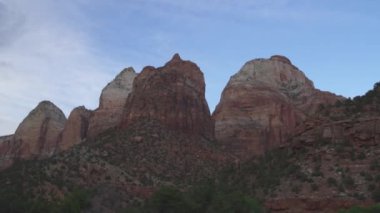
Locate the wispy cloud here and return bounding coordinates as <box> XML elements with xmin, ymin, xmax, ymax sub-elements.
<box><xmin>0</xmin><ymin>0</ymin><xmax>115</xmax><ymax>135</ymax></box>
<box><xmin>0</xmin><ymin>0</ymin><xmax>378</xmax><ymax>135</ymax></box>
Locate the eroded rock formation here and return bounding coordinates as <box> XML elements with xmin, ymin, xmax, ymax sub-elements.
<box><xmin>59</xmin><ymin>106</ymin><xmax>92</xmax><ymax>151</ymax></box>
<box><xmin>120</xmin><ymin>54</ymin><xmax>214</xmax><ymax>139</ymax></box>
<box><xmin>213</xmin><ymin>55</ymin><xmax>342</xmax><ymax>156</ymax></box>
<box><xmin>13</xmin><ymin>101</ymin><xmax>67</xmax><ymax>159</ymax></box>
<box><xmin>88</xmin><ymin>67</ymin><xmax>137</xmax><ymax>138</ymax></box>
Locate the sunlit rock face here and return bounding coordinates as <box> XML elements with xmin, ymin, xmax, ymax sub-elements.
<box><xmin>13</xmin><ymin>101</ymin><xmax>67</xmax><ymax>159</ymax></box>
<box><xmin>88</xmin><ymin>67</ymin><xmax>137</xmax><ymax>138</ymax></box>
<box><xmin>213</xmin><ymin>55</ymin><xmax>342</xmax><ymax>157</ymax></box>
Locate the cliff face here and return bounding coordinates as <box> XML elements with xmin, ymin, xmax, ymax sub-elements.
<box><xmin>59</xmin><ymin>106</ymin><xmax>92</xmax><ymax>151</ymax></box>
<box><xmin>213</xmin><ymin>55</ymin><xmax>342</xmax><ymax>157</ymax></box>
<box><xmin>12</xmin><ymin>101</ymin><xmax>66</xmax><ymax>159</ymax></box>
<box><xmin>120</xmin><ymin>54</ymin><xmax>214</xmax><ymax>140</ymax></box>
<box><xmin>88</xmin><ymin>67</ymin><xmax>137</xmax><ymax>138</ymax></box>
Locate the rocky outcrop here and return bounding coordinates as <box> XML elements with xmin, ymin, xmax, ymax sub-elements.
<box><xmin>59</xmin><ymin>106</ymin><xmax>92</xmax><ymax>151</ymax></box>
<box><xmin>120</xmin><ymin>54</ymin><xmax>214</xmax><ymax>139</ymax></box>
<box><xmin>88</xmin><ymin>67</ymin><xmax>137</xmax><ymax>138</ymax></box>
<box><xmin>0</xmin><ymin>134</ymin><xmax>15</xmax><ymax>170</ymax></box>
<box><xmin>13</xmin><ymin>101</ymin><xmax>67</xmax><ymax>159</ymax></box>
<box><xmin>295</xmin><ymin>116</ymin><xmax>380</xmax><ymax>146</ymax></box>
<box><xmin>213</xmin><ymin>55</ymin><xmax>342</xmax><ymax>157</ymax></box>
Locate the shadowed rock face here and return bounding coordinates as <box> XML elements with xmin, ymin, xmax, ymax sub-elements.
<box><xmin>213</xmin><ymin>55</ymin><xmax>342</xmax><ymax>157</ymax></box>
<box><xmin>0</xmin><ymin>134</ymin><xmax>15</xmax><ymax>170</ymax></box>
<box><xmin>88</xmin><ymin>67</ymin><xmax>137</xmax><ymax>138</ymax></box>
<box><xmin>120</xmin><ymin>54</ymin><xmax>214</xmax><ymax>139</ymax></box>
<box><xmin>13</xmin><ymin>101</ymin><xmax>67</xmax><ymax>159</ymax></box>
<box><xmin>59</xmin><ymin>106</ymin><xmax>92</xmax><ymax>151</ymax></box>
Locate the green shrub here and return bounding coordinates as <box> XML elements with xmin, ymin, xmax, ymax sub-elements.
<box><xmin>291</xmin><ymin>185</ymin><xmax>301</xmax><ymax>194</ymax></box>
<box><xmin>371</xmin><ymin>187</ymin><xmax>380</xmax><ymax>202</ymax></box>
<box><xmin>370</xmin><ymin>159</ymin><xmax>380</xmax><ymax>171</ymax></box>
<box><xmin>327</xmin><ymin>177</ymin><xmax>337</xmax><ymax>187</ymax></box>
<box><xmin>357</xmin><ymin>152</ymin><xmax>366</xmax><ymax>160</ymax></box>
<box><xmin>342</xmin><ymin>176</ymin><xmax>355</xmax><ymax>188</ymax></box>
<box><xmin>311</xmin><ymin>183</ymin><xmax>319</xmax><ymax>191</ymax></box>
<box><xmin>127</xmin><ymin>184</ymin><xmax>264</xmax><ymax>213</ymax></box>
<box><xmin>339</xmin><ymin>204</ymin><xmax>380</xmax><ymax>213</ymax></box>
<box><xmin>146</xmin><ymin>186</ymin><xmax>196</xmax><ymax>213</ymax></box>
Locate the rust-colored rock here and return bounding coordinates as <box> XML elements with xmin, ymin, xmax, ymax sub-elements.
<box><xmin>295</xmin><ymin>116</ymin><xmax>380</xmax><ymax>146</ymax></box>
<box><xmin>213</xmin><ymin>55</ymin><xmax>342</xmax><ymax>157</ymax></box>
<box><xmin>120</xmin><ymin>54</ymin><xmax>214</xmax><ymax>139</ymax></box>
<box><xmin>88</xmin><ymin>67</ymin><xmax>137</xmax><ymax>138</ymax></box>
<box><xmin>13</xmin><ymin>101</ymin><xmax>67</xmax><ymax>159</ymax></box>
<box><xmin>59</xmin><ymin>106</ymin><xmax>92</xmax><ymax>151</ymax></box>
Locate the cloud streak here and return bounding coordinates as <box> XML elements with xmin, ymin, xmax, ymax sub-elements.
<box><xmin>0</xmin><ymin>0</ymin><xmax>115</xmax><ymax>135</ymax></box>
<box><xmin>0</xmin><ymin>0</ymin><xmax>378</xmax><ymax>135</ymax></box>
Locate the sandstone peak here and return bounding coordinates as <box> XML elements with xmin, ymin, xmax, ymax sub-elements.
<box><xmin>88</xmin><ymin>67</ymin><xmax>137</xmax><ymax>138</ymax></box>
<box><xmin>231</xmin><ymin>56</ymin><xmax>314</xmax><ymax>93</ymax></box>
<box><xmin>26</xmin><ymin>100</ymin><xmax>66</xmax><ymax>122</ymax></box>
<box><xmin>99</xmin><ymin>67</ymin><xmax>137</xmax><ymax>109</ymax></box>
<box><xmin>14</xmin><ymin>100</ymin><xmax>66</xmax><ymax>159</ymax></box>
<box><xmin>213</xmin><ymin>57</ymin><xmax>342</xmax><ymax>157</ymax></box>
<box><xmin>270</xmin><ymin>55</ymin><xmax>292</xmax><ymax>65</ymax></box>
<box><xmin>120</xmin><ymin>55</ymin><xmax>214</xmax><ymax>139</ymax></box>
<box><xmin>171</xmin><ymin>53</ymin><xmax>182</xmax><ymax>62</ymax></box>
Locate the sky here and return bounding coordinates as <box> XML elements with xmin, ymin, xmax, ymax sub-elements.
<box><xmin>0</xmin><ymin>0</ymin><xmax>379</xmax><ymax>135</ymax></box>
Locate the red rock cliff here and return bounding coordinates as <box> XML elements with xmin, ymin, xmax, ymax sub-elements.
<box><xmin>213</xmin><ymin>55</ymin><xmax>342</xmax><ymax>157</ymax></box>
<box><xmin>120</xmin><ymin>54</ymin><xmax>214</xmax><ymax>139</ymax></box>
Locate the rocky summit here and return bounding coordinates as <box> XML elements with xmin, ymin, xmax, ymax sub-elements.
<box><xmin>13</xmin><ymin>101</ymin><xmax>66</xmax><ymax>159</ymax></box>
<box><xmin>120</xmin><ymin>53</ymin><xmax>214</xmax><ymax>140</ymax></box>
<box><xmin>213</xmin><ymin>55</ymin><xmax>342</xmax><ymax>157</ymax></box>
<box><xmin>0</xmin><ymin>54</ymin><xmax>379</xmax><ymax>213</ymax></box>
<box><xmin>88</xmin><ymin>67</ymin><xmax>137</xmax><ymax>138</ymax></box>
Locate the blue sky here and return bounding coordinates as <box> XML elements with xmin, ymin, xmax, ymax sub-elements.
<box><xmin>0</xmin><ymin>0</ymin><xmax>379</xmax><ymax>135</ymax></box>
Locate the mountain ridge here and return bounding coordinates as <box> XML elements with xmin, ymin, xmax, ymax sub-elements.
<box><xmin>0</xmin><ymin>54</ymin><xmax>379</xmax><ymax>212</ymax></box>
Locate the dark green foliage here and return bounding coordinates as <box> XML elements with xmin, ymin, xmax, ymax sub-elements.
<box><xmin>59</xmin><ymin>188</ymin><xmax>91</xmax><ymax>213</ymax></box>
<box><xmin>364</xmin><ymin>173</ymin><xmax>373</xmax><ymax>182</ymax></box>
<box><xmin>341</xmin><ymin>175</ymin><xmax>355</xmax><ymax>189</ymax></box>
<box><xmin>0</xmin><ymin>187</ymin><xmax>91</xmax><ymax>213</ymax></box>
<box><xmin>310</xmin><ymin>183</ymin><xmax>319</xmax><ymax>191</ymax></box>
<box><xmin>371</xmin><ymin>187</ymin><xmax>380</xmax><ymax>202</ymax></box>
<box><xmin>327</xmin><ymin>177</ymin><xmax>338</xmax><ymax>187</ymax></box>
<box><xmin>357</xmin><ymin>152</ymin><xmax>366</xmax><ymax>160</ymax></box>
<box><xmin>291</xmin><ymin>185</ymin><xmax>301</xmax><ymax>194</ymax></box>
<box><xmin>338</xmin><ymin>204</ymin><xmax>380</xmax><ymax>213</ymax></box>
<box><xmin>145</xmin><ymin>187</ymin><xmax>197</xmax><ymax>213</ymax></box>
<box><xmin>341</xmin><ymin>82</ymin><xmax>380</xmax><ymax>114</ymax></box>
<box><xmin>370</xmin><ymin>159</ymin><xmax>380</xmax><ymax>171</ymax></box>
<box><xmin>125</xmin><ymin>183</ymin><xmax>264</xmax><ymax>213</ymax></box>
<box><xmin>236</xmin><ymin>148</ymin><xmax>303</xmax><ymax>195</ymax></box>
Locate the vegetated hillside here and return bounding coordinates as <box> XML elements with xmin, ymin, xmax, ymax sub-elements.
<box><xmin>1</xmin><ymin>82</ymin><xmax>380</xmax><ymax>213</ymax></box>
<box><xmin>0</xmin><ymin>120</ymin><xmax>228</xmax><ymax>213</ymax></box>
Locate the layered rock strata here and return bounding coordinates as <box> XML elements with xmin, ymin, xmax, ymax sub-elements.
<box><xmin>120</xmin><ymin>54</ymin><xmax>214</xmax><ymax>139</ymax></box>
<box><xmin>88</xmin><ymin>67</ymin><xmax>137</xmax><ymax>138</ymax></box>
<box><xmin>13</xmin><ymin>101</ymin><xmax>67</xmax><ymax>159</ymax></box>
<box><xmin>59</xmin><ymin>106</ymin><xmax>92</xmax><ymax>151</ymax></box>
<box><xmin>213</xmin><ymin>55</ymin><xmax>342</xmax><ymax>156</ymax></box>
